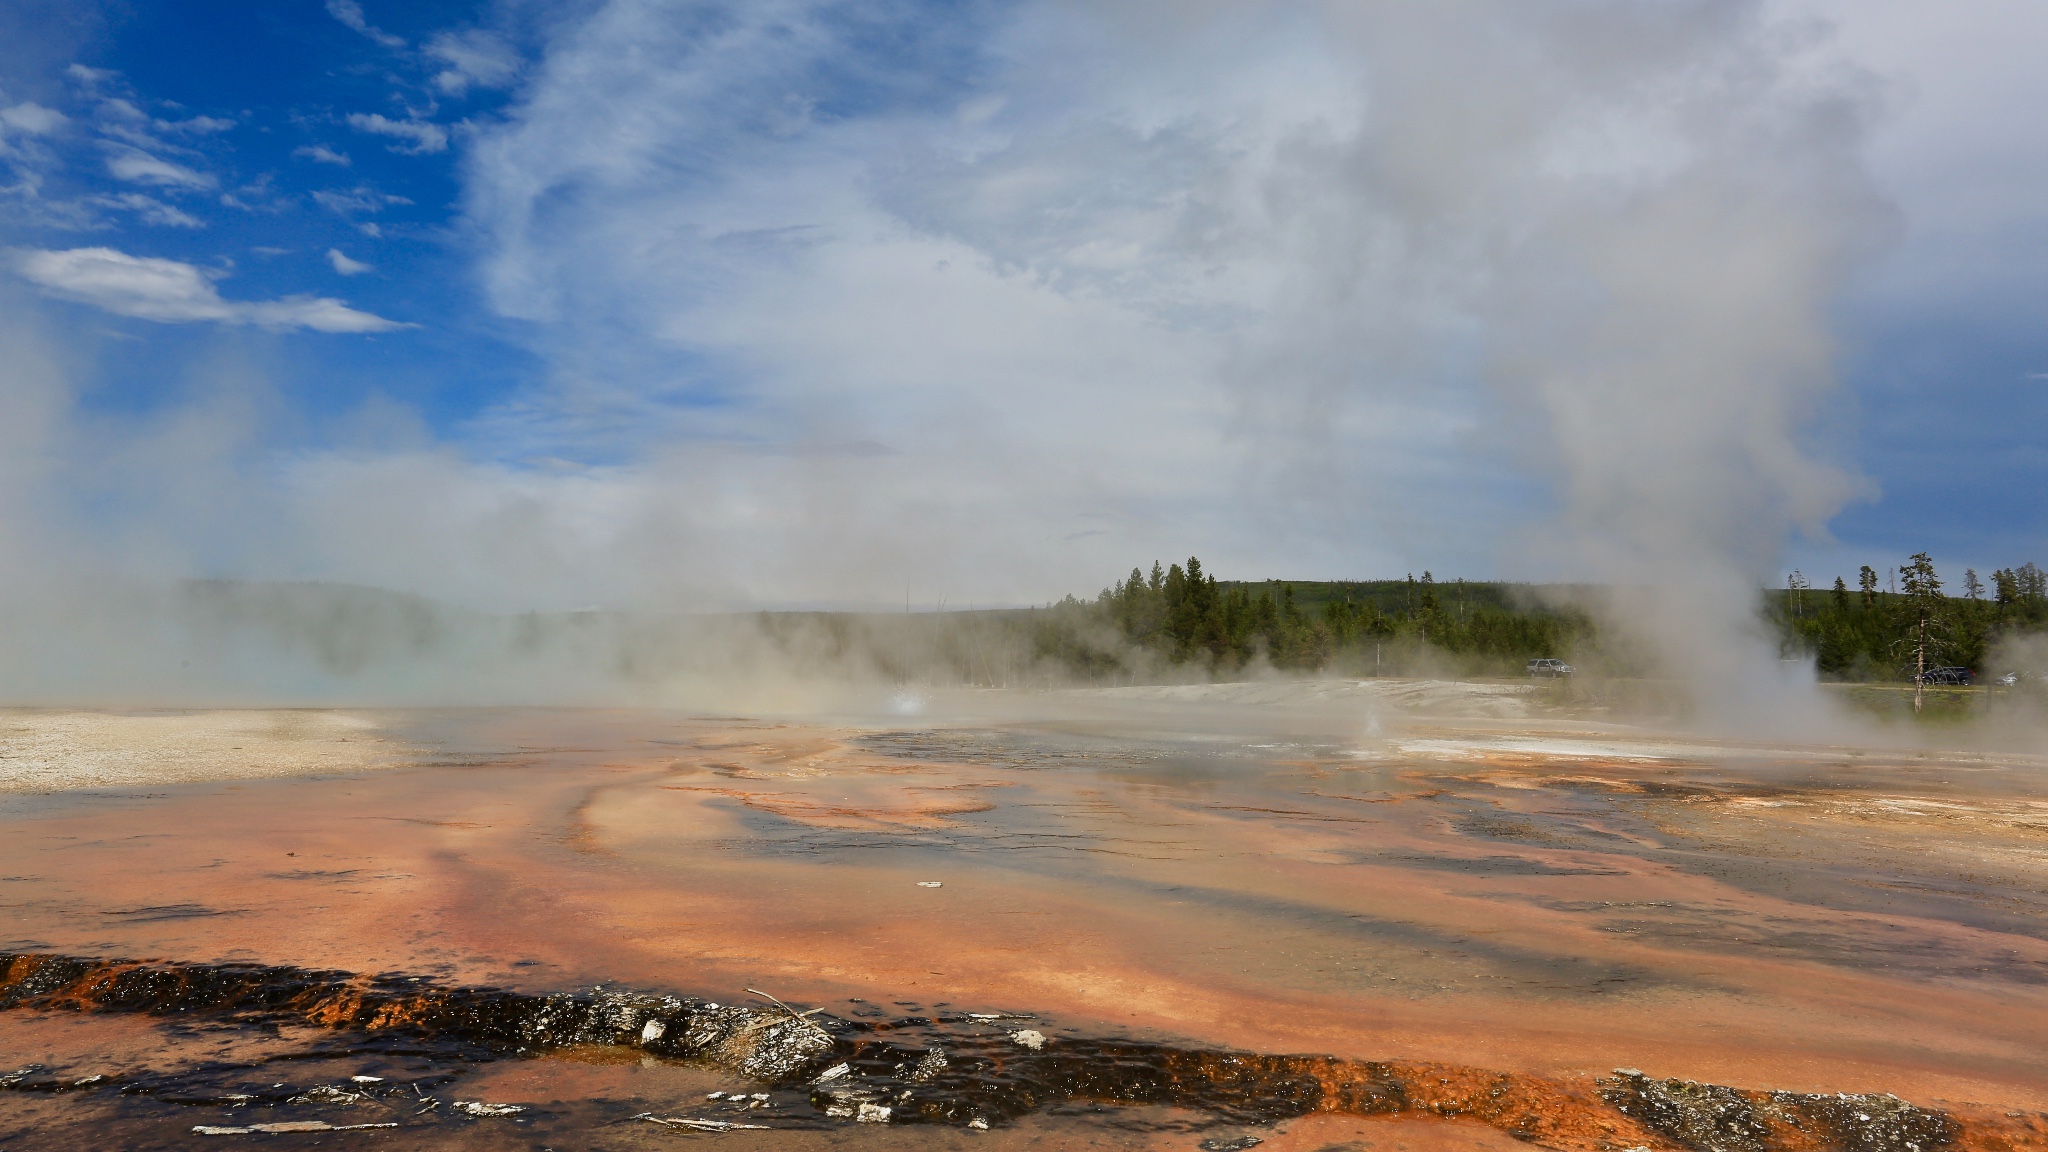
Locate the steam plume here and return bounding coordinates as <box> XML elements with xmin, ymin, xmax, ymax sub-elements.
<box><xmin>0</xmin><ymin>1</ymin><xmax>1898</xmax><ymax>712</ymax></box>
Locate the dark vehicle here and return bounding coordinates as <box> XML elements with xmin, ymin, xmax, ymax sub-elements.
<box><xmin>1916</xmin><ymin>666</ymin><xmax>1972</xmax><ymax>686</ymax></box>
<box><xmin>1526</xmin><ymin>658</ymin><xmax>1573</xmax><ymax>679</ymax></box>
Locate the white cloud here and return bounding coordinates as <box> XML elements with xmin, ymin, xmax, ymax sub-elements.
<box><xmin>90</xmin><ymin>97</ymin><xmax>171</xmax><ymax>150</ymax></box>
<box><xmin>88</xmin><ymin>193</ymin><xmax>204</xmax><ymax>228</ymax></box>
<box><xmin>310</xmin><ymin>185</ymin><xmax>412</xmax><ymax>219</ymax></box>
<box><xmin>325</xmin><ymin>0</ymin><xmax>404</xmax><ymax>49</ymax></box>
<box><xmin>97</xmin><ymin>96</ymin><xmax>146</xmax><ymax>123</ymax></box>
<box><xmin>15</xmin><ymin>247</ymin><xmax>241</xmax><ymax>323</ymax></box>
<box><xmin>0</xmin><ymin>103</ymin><xmax>66</xmax><ymax>136</ymax></box>
<box><xmin>11</xmin><ymin>247</ymin><xmax>408</xmax><ymax>333</ymax></box>
<box><xmin>104</xmin><ymin>146</ymin><xmax>215</xmax><ymax>189</ymax></box>
<box><xmin>327</xmin><ymin>248</ymin><xmax>371</xmax><ymax>275</ymax></box>
<box><xmin>241</xmin><ymin>295</ymin><xmax>404</xmax><ymax>332</ymax></box>
<box><xmin>346</xmin><ymin>112</ymin><xmax>448</xmax><ymax>155</ymax></box>
<box><xmin>159</xmin><ymin>114</ymin><xmax>235</xmax><ymax>135</ymax></box>
<box><xmin>294</xmin><ymin>144</ymin><xmax>352</xmax><ymax>166</ymax></box>
<box><xmin>0</xmin><ymin>102</ymin><xmax>65</xmax><ymax>176</ymax></box>
<box><xmin>427</xmin><ymin>29</ymin><xmax>521</xmax><ymax>96</ymax></box>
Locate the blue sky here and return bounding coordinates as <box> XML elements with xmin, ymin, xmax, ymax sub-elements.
<box><xmin>1</xmin><ymin>0</ymin><xmax>2044</xmax><ymax>611</ymax></box>
<box><xmin>2</xmin><ymin>0</ymin><xmax>535</xmax><ymax>433</ymax></box>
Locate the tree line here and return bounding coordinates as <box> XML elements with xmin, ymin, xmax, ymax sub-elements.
<box><xmin>1089</xmin><ymin>558</ymin><xmax>1588</xmax><ymax>675</ymax></box>
<box><xmin>1069</xmin><ymin>551</ymin><xmax>2048</xmax><ymax>683</ymax></box>
<box><xmin>1775</xmin><ymin>555</ymin><xmax>2047</xmax><ymax>681</ymax></box>
<box><xmin>942</xmin><ymin>554</ymin><xmax>2048</xmax><ymax>689</ymax></box>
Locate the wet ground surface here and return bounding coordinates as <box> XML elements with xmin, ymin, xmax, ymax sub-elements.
<box><xmin>4</xmin><ymin>694</ymin><xmax>2048</xmax><ymax>1147</ymax></box>
<box><xmin>0</xmin><ymin>949</ymin><xmax>2027</xmax><ymax>1152</ymax></box>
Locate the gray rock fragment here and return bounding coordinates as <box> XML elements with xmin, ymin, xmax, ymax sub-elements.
<box><xmin>1604</xmin><ymin>1071</ymin><xmax>1770</xmax><ymax>1152</ymax></box>
<box><xmin>1601</xmin><ymin>1069</ymin><xmax>1956</xmax><ymax>1152</ymax></box>
<box><xmin>451</xmin><ymin>1100</ymin><xmax>525</xmax><ymax>1117</ymax></box>
<box><xmin>676</xmin><ymin>1005</ymin><xmax>835</xmax><ymax>1081</ymax></box>
<box><xmin>909</xmin><ymin>1046</ymin><xmax>949</xmax><ymax>1082</ymax></box>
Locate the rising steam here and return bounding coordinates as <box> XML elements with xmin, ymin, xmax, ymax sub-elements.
<box><xmin>0</xmin><ymin>1</ymin><xmax>1898</xmax><ymax>714</ymax></box>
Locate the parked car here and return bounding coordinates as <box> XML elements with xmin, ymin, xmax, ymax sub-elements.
<box><xmin>1995</xmin><ymin>670</ymin><xmax>2039</xmax><ymax>687</ymax></box>
<box><xmin>1916</xmin><ymin>666</ymin><xmax>1973</xmax><ymax>686</ymax></box>
<box><xmin>1526</xmin><ymin>658</ymin><xmax>1574</xmax><ymax>679</ymax></box>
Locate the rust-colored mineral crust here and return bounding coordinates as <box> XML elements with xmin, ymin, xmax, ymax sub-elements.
<box><xmin>10</xmin><ymin>706</ymin><xmax>2048</xmax><ymax>1149</ymax></box>
<box><xmin>8</xmin><ymin>949</ymin><xmax>2035</xmax><ymax>1151</ymax></box>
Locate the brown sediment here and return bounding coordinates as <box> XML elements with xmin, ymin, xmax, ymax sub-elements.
<box><xmin>661</xmin><ymin>783</ymin><xmax>1002</xmax><ymax>828</ymax></box>
<box><xmin>6</xmin><ymin>949</ymin><xmax>2039</xmax><ymax>1150</ymax></box>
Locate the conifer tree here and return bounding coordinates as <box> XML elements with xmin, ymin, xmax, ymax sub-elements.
<box><xmin>1994</xmin><ymin>567</ymin><xmax>2018</xmax><ymax>608</ymax></box>
<box><xmin>1898</xmin><ymin>552</ymin><xmax>1945</xmax><ymax>713</ymax></box>
<box><xmin>2021</xmin><ymin>562</ymin><xmax>2047</xmax><ymax>602</ymax></box>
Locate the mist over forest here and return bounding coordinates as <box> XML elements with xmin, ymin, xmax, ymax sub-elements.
<box><xmin>5</xmin><ymin>550</ymin><xmax>2042</xmax><ymax>709</ymax></box>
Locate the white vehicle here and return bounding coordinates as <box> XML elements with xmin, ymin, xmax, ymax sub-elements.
<box><xmin>1526</xmin><ymin>658</ymin><xmax>1574</xmax><ymax>678</ymax></box>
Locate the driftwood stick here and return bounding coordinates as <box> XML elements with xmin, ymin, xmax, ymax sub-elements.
<box><xmin>638</xmin><ymin>1115</ymin><xmax>774</xmax><ymax>1132</ymax></box>
<box><xmin>743</xmin><ymin>987</ymin><xmax>831</xmax><ymax>1038</ymax></box>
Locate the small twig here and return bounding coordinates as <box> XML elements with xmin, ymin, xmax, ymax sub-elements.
<box><xmin>743</xmin><ymin>988</ymin><xmax>831</xmax><ymax>1038</ymax></box>
<box><xmin>638</xmin><ymin>1114</ymin><xmax>774</xmax><ymax>1132</ymax></box>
